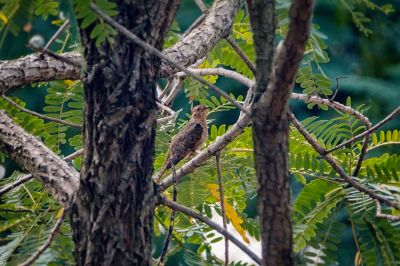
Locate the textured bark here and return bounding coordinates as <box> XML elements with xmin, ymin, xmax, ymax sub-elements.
<box><xmin>70</xmin><ymin>1</ymin><xmax>179</xmax><ymax>265</ymax></box>
<box><xmin>247</xmin><ymin>0</ymin><xmax>313</xmax><ymax>265</ymax></box>
<box><xmin>159</xmin><ymin>0</ymin><xmax>239</xmax><ymax>76</ymax></box>
<box><xmin>0</xmin><ymin>111</ymin><xmax>79</xmax><ymax>206</ymax></box>
<box><xmin>0</xmin><ymin>0</ymin><xmax>238</xmax><ymax>93</ymax></box>
<box><xmin>0</xmin><ymin>52</ymin><xmax>81</xmax><ymax>94</ymax></box>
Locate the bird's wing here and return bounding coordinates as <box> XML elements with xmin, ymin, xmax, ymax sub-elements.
<box><xmin>168</xmin><ymin>122</ymin><xmax>204</xmax><ymax>167</ymax></box>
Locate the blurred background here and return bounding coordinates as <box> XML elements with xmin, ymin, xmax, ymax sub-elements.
<box><xmin>0</xmin><ymin>0</ymin><xmax>399</xmax><ymax>264</ymax></box>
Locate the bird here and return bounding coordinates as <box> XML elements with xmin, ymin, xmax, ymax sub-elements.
<box><xmin>156</xmin><ymin>105</ymin><xmax>209</xmax><ymax>182</ymax></box>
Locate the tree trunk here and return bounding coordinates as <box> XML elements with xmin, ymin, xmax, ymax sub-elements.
<box><xmin>71</xmin><ymin>1</ymin><xmax>178</xmax><ymax>265</ymax></box>
<box><xmin>247</xmin><ymin>0</ymin><xmax>313</xmax><ymax>265</ymax></box>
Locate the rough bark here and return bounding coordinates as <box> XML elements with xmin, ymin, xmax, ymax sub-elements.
<box><xmin>70</xmin><ymin>1</ymin><xmax>179</xmax><ymax>265</ymax></box>
<box><xmin>159</xmin><ymin>0</ymin><xmax>239</xmax><ymax>76</ymax></box>
<box><xmin>0</xmin><ymin>0</ymin><xmax>238</xmax><ymax>93</ymax></box>
<box><xmin>0</xmin><ymin>111</ymin><xmax>79</xmax><ymax>206</ymax></box>
<box><xmin>0</xmin><ymin>52</ymin><xmax>81</xmax><ymax>94</ymax></box>
<box><xmin>247</xmin><ymin>0</ymin><xmax>313</xmax><ymax>265</ymax></box>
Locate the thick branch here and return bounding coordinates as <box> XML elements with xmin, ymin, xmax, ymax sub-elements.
<box><xmin>90</xmin><ymin>3</ymin><xmax>249</xmax><ymax>115</ymax></box>
<box><xmin>0</xmin><ymin>149</ymin><xmax>83</xmax><ymax>196</ymax></box>
<box><xmin>0</xmin><ymin>52</ymin><xmax>81</xmax><ymax>94</ymax></box>
<box><xmin>0</xmin><ymin>111</ymin><xmax>79</xmax><ymax>206</ymax></box>
<box><xmin>160</xmin><ymin>0</ymin><xmax>240</xmax><ymax>76</ymax></box>
<box><xmin>161</xmin><ymin>196</ymin><xmax>261</xmax><ymax>264</ymax></box>
<box><xmin>0</xmin><ymin>0</ymin><xmax>239</xmax><ymax>93</ymax></box>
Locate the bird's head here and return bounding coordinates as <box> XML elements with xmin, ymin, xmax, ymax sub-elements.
<box><xmin>191</xmin><ymin>105</ymin><xmax>209</xmax><ymax>120</ymax></box>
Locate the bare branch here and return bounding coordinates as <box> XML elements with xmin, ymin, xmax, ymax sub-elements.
<box><xmin>160</xmin><ymin>0</ymin><xmax>240</xmax><ymax>76</ymax></box>
<box><xmin>0</xmin><ymin>0</ymin><xmax>239</xmax><ymax>93</ymax></box>
<box><xmin>0</xmin><ymin>52</ymin><xmax>81</xmax><ymax>94</ymax></box>
<box><xmin>325</xmin><ymin>106</ymin><xmax>400</xmax><ymax>153</ymax></box>
<box><xmin>216</xmin><ymin>152</ymin><xmax>229</xmax><ymax>265</ymax></box>
<box><xmin>290</xmin><ymin>113</ymin><xmax>400</xmax><ymax>211</ymax></box>
<box><xmin>161</xmin><ymin>196</ymin><xmax>261</xmax><ymax>264</ymax></box>
<box><xmin>0</xmin><ymin>111</ymin><xmax>79</xmax><ymax>206</ymax></box>
<box><xmin>162</xmin><ymin>77</ymin><xmax>184</xmax><ymax>106</ymax></box>
<box><xmin>20</xmin><ymin>209</ymin><xmax>66</xmax><ymax>266</ymax></box>
<box><xmin>375</xmin><ymin>200</ymin><xmax>400</xmax><ymax>222</ymax></box>
<box><xmin>226</xmin><ymin>36</ymin><xmax>256</xmax><ymax>75</ymax></box>
<box><xmin>27</xmin><ymin>44</ymin><xmax>80</xmax><ymax>67</ymax></box>
<box><xmin>0</xmin><ymin>149</ymin><xmax>83</xmax><ymax>196</ymax></box>
<box><xmin>90</xmin><ymin>3</ymin><xmax>249</xmax><ymax>116</ymax></box>
<box><xmin>158</xmin><ymin>165</ymin><xmax>178</xmax><ymax>265</ymax></box>
<box><xmin>44</xmin><ymin>19</ymin><xmax>70</xmax><ymax>49</ymax></box>
<box><xmin>2</xmin><ymin>95</ymin><xmax>82</xmax><ymax>129</ymax></box>
<box><xmin>193</xmin><ymin>0</ymin><xmax>208</xmax><ymax>12</ymax></box>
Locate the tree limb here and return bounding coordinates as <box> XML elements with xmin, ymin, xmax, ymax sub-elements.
<box><xmin>0</xmin><ymin>111</ymin><xmax>79</xmax><ymax>206</ymax></box>
<box><xmin>0</xmin><ymin>149</ymin><xmax>83</xmax><ymax>196</ymax></box>
<box><xmin>0</xmin><ymin>0</ymin><xmax>239</xmax><ymax>93</ymax></box>
<box><xmin>161</xmin><ymin>196</ymin><xmax>261</xmax><ymax>264</ymax></box>
<box><xmin>160</xmin><ymin>0</ymin><xmax>240</xmax><ymax>76</ymax></box>
<box><xmin>290</xmin><ymin>113</ymin><xmax>400</xmax><ymax>211</ymax></box>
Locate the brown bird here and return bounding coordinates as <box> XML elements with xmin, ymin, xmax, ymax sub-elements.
<box><xmin>156</xmin><ymin>105</ymin><xmax>209</xmax><ymax>182</ymax></box>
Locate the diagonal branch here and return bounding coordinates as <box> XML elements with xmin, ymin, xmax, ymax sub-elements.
<box><xmin>0</xmin><ymin>111</ymin><xmax>79</xmax><ymax>206</ymax></box>
<box><xmin>161</xmin><ymin>196</ymin><xmax>261</xmax><ymax>264</ymax></box>
<box><xmin>290</xmin><ymin>113</ymin><xmax>400</xmax><ymax>211</ymax></box>
<box><xmin>325</xmin><ymin>106</ymin><xmax>400</xmax><ymax>154</ymax></box>
<box><xmin>90</xmin><ymin>3</ymin><xmax>249</xmax><ymax>115</ymax></box>
<box><xmin>1</xmin><ymin>95</ymin><xmax>82</xmax><ymax>129</ymax></box>
<box><xmin>0</xmin><ymin>149</ymin><xmax>83</xmax><ymax>196</ymax></box>
<box><xmin>160</xmin><ymin>0</ymin><xmax>240</xmax><ymax>76</ymax></box>
<box><xmin>20</xmin><ymin>208</ymin><xmax>67</xmax><ymax>266</ymax></box>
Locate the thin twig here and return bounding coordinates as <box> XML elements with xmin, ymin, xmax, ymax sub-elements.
<box><xmin>193</xmin><ymin>0</ymin><xmax>208</xmax><ymax>12</ymax></box>
<box><xmin>27</xmin><ymin>44</ymin><xmax>80</xmax><ymax>67</ymax></box>
<box><xmin>44</xmin><ymin>19</ymin><xmax>70</xmax><ymax>49</ymax></box>
<box><xmin>90</xmin><ymin>3</ymin><xmax>250</xmax><ymax>116</ymax></box>
<box><xmin>162</xmin><ymin>77</ymin><xmax>184</xmax><ymax>106</ymax></box>
<box><xmin>375</xmin><ymin>200</ymin><xmax>400</xmax><ymax>222</ymax></box>
<box><xmin>159</xmin><ymin>164</ymin><xmax>178</xmax><ymax>265</ymax></box>
<box><xmin>19</xmin><ymin>208</ymin><xmax>66</xmax><ymax>266</ymax></box>
<box><xmin>216</xmin><ymin>152</ymin><xmax>229</xmax><ymax>266</ymax></box>
<box><xmin>2</xmin><ymin>95</ymin><xmax>82</xmax><ymax>129</ymax></box>
<box><xmin>290</xmin><ymin>113</ymin><xmax>400</xmax><ymax>211</ymax></box>
<box><xmin>226</xmin><ymin>36</ymin><xmax>256</xmax><ymax>75</ymax></box>
<box><xmin>325</xmin><ymin>106</ymin><xmax>400</xmax><ymax>154</ymax></box>
<box><xmin>352</xmin><ymin>122</ymin><xmax>371</xmax><ymax>177</ymax></box>
<box><xmin>161</xmin><ymin>196</ymin><xmax>261</xmax><ymax>264</ymax></box>
<box><xmin>0</xmin><ymin>149</ymin><xmax>83</xmax><ymax>196</ymax></box>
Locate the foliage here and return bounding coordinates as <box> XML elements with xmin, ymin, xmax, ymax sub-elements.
<box><xmin>0</xmin><ymin>0</ymin><xmax>399</xmax><ymax>265</ymax></box>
